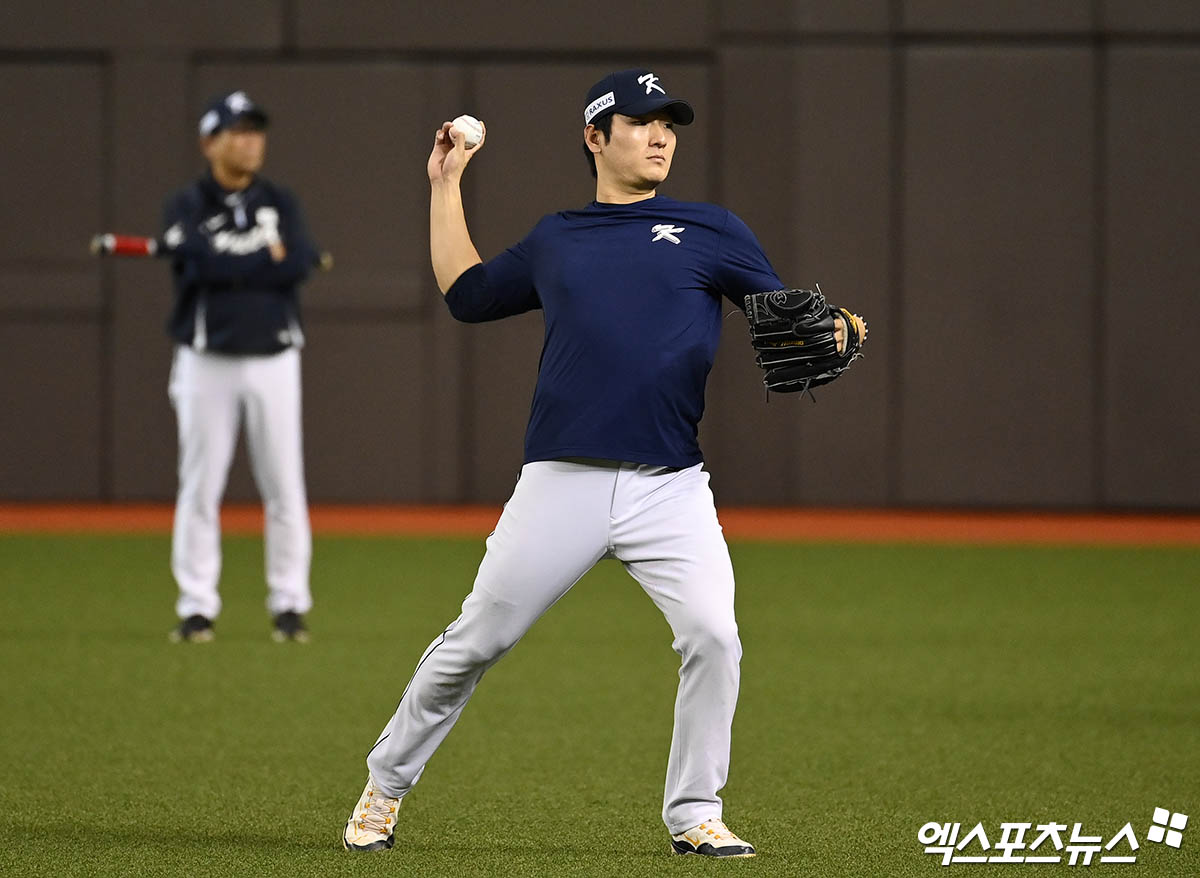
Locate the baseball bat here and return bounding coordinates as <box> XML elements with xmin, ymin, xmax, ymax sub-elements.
<box><xmin>89</xmin><ymin>233</ymin><xmax>334</xmax><ymax>271</ymax></box>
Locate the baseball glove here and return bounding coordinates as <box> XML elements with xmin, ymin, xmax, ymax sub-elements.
<box><xmin>744</xmin><ymin>284</ymin><xmax>867</xmax><ymax>394</ymax></box>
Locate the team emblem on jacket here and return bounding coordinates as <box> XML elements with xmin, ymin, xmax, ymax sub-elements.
<box><xmin>651</xmin><ymin>224</ymin><xmax>685</xmax><ymax>245</ymax></box>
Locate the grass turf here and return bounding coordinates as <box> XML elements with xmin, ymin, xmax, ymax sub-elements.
<box><xmin>0</xmin><ymin>534</ymin><xmax>1197</xmax><ymax>877</ymax></box>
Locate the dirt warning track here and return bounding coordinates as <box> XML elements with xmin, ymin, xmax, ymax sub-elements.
<box><xmin>1</xmin><ymin>504</ymin><xmax>1198</xmax><ymax>546</ymax></box>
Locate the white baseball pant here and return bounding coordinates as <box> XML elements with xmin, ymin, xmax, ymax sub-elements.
<box><xmin>168</xmin><ymin>345</ymin><xmax>312</xmax><ymax>620</ymax></box>
<box><xmin>366</xmin><ymin>458</ymin><xmax>741</xmax><ymax>834</ymax></box>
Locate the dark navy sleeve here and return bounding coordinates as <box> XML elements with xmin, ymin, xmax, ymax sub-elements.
<box><xmin>161</xmin><ymin>189</ymin><xmax>274</xmax><ymax>285</ymax></box>
<box><xmin>711</xmin><ymin>210</ymin><xmax>784</xmax><ymax>308</ymax></box>
<box><xmin>443</xmin><ymin>235</ymin><xmax>542</xmax><ymax>323</ymax></box>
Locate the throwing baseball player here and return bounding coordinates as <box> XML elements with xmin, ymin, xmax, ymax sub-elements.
<box><xmin>164</xmin><ymin>91</ymin><xmax>319</xmax><ymax>644</ymax></box>
<box><xmin>342</xmin><ymin>68</ymin><xmax>865</xmax><ymax>857</ymax></box>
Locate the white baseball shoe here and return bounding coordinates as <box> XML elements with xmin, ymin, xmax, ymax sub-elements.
<box><xmin>671</xmin><ymin>819</ymin><xmax>756</xmax><ymax>858</ymax></box>
<box><xmin>342</xmin><ymin>775</ymin><xmax>400</xmax><ymax>852</ymax></box>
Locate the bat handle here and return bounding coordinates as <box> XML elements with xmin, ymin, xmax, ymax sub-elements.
<box><xmin>90</xmin><ymin>234</ymin><xmax>158</xmax><ymax>256</ymax></box>
<box><xmin>89</xmin><ymin>233</ymin><xmax>331</xmax><ymax>271</ymax></box>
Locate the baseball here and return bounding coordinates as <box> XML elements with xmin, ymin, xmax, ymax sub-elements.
<box><xmin>450</xmin><ymin>114</ymin><xmax>484</xmax><ymax>148</ymax></box>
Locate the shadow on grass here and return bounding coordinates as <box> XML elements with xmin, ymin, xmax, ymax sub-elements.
<box><xmin>2</xmin><ymin>819</ymin><xmax>678</xmax><ymax>861</ymax></box>
<box><xmin>0</xmin><ymin>628</ymin><xmax>173</xmax><ymax>642</ymax></box>
<box><xmin>3</xmin><ymin>819</ymin><xmax>331</xmax><ymax>854</ymax></box>
<box><xmin>0</xmin><ymin>627</ymin><xmax>330</xmax><ymax>645</ymax></box>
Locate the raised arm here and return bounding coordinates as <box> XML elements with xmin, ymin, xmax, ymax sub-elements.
<box><xmin>428</xmin><ymin>120</ymin><xmax>487</xmax><ymax>294</ymax></box>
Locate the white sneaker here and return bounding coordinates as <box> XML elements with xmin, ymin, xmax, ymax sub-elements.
<box><xmin>671</xmin><ymin>818</ymin><xmax>756</xmax><ymax>857</ymax></box>
<box><xmin>342</xmin><ymin>775</ymin><xmax>400</xmax><ymax>852</ymax></box>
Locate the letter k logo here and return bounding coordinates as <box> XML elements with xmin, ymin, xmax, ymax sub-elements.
<box><xmin>638</xmin><ymin>73</ymin><xmax>666</xmax><ymax>95</ymax></box>
<box><xmin>651</xmin><ymin>224</ymin><xmax>685</xmax><ymax>244</ymax></box>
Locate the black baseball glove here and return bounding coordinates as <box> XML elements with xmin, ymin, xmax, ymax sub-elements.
<box><xmin>744</xmin><ymin>284</ymin><xmax>867</xmax><ymax>394</ymax></box>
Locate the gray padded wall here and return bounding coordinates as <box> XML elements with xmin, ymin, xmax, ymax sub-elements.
<box><xmin>899</xmin><ymin>47</ymin><xmax>1096</xmax><ymax>506</ymax></box>
<box><xmin>0</xmin><ymin>64</ymin><xmax>105</xmax><ymax>498</ymax></box>
<box><xmin>901</xmin><ymin>1</ymin><xmax>1095</xmax><ymax>31</ymax></box>
<box><xmin>294</xmin><ymin>0</ymin><xmax>713</xmax><ymax>50</ymax></box>
<box><xmin>1104</xmin><ymin>47</ymin><xmax>1200</xmax><ymax>506</ymax></box>
<box><xmin>1</xmin><ymin>1</ymin><xmax>1197</xmax><ymax>509</ymax></box>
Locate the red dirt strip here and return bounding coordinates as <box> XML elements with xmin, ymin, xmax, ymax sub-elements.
<box><xmin>1</xmin><ymin>504</ymin><xmax>1198</xmax><ymax>546</ymax></box>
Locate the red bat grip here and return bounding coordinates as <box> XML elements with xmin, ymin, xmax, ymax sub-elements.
<box><xmin>90</xmin><ymin>233</ymin><xmax>331</xmax><ymax>270</ymax></box>
<box><xmin>109</xmin><ymin>235</ymin><xmax>157</xmax><ymax>256</ymax></box>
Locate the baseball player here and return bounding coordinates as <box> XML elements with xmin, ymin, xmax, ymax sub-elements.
<box><xmin>164</xmin><ymin>91</ymin><xmax>318</xmax><ymax>644</ymax></box>
<box><xmin>342</xmin><ymin>69</ymin><xmax>858</xmax><ymax>857</ymax></box>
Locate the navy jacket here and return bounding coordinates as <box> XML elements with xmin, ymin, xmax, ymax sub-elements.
<box><xmin>162</xmin><ymin>171</ymin><xmax>317</xmax><ymax>354</ymax></box>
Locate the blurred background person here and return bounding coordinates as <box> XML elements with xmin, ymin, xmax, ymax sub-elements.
<box><xmin>163</xmin><ymin>90</ymin><xmax>319</xmax><ymax>644</ymax></box>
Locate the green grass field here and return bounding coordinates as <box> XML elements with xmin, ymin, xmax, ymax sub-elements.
<box><xmin>1</xmin><ymin>533</ymin><xmax>1197</xmax><ymax>877</ymax></box>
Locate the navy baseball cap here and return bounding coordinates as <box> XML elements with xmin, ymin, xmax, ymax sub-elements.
<box><xmin>583</xmin><ymin>69</ymin><xmax>694</xmax><ymax>126</ymax></box>
<box><xmin>198</xmin><ymin>90</ymin><xmax>270</xmax><ymax>136</ymax></box>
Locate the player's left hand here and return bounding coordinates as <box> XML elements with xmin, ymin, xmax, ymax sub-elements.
<box><xmin>833</xmin><ymin>313</ymin><xmax>868</xmax><ymax>354</ymax></box>
<box><xmin>744</xmin><ymin>285</ymin><xmax>867</xmax><ymax>394</ymax></box>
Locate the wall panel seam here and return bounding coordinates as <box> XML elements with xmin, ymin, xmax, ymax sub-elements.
<box><xmin>189</xmin><ymin>49</ymin><xmax>720</xmax><ymax>65</ymax></box>
<box><xmin>99</xmin><ymin>53</ymin><xmax>115</xmax><ymax>501</ymax></box>
<box><xmin>886</xmin><ymin>2</ymin><xmax>905</xmax><ymax>505</ymax></box>
<box><xmin>1092</xmin><ymin>30</ymin><xmax>1108</xmax><ymax>506</ymax></box>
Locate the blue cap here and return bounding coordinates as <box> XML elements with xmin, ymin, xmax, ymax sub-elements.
<box><xmin>583</xmin><ymin>69</ymin><xmax>694</xmax><ymax>126</ymax></box>
<box><xmin>198</xmin><ymin>91</ymin><xmax>270</xmax><ymax>136</ymax></box>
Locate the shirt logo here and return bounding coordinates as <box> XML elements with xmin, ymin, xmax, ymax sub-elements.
<box><xmin>651</xmin><ymin>224</ymin><xmax>685</xmax><ymax>245</ymax></box>
<box><xmin>211</xmin><ymin>226</ymin><xmax>274</xmax><ymax>255</ymax></box>
<box><xmin>638</xmin><ymin>73</ymin><xmax>665</xmax><ymax>95</ymax></box>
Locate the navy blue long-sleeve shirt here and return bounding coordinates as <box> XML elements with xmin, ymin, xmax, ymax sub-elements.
<box><xmin>446</xmin><ymin>195</ymin><xmax>783</xmax><ymax>468</ymax></box>
<box><xmin>162</xmin><ymin>171</ymin><xmax>317</xmax><ymax>354</ymax></box>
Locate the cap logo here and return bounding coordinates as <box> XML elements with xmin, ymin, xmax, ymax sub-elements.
<box><xmin>584</xmin><ymin>91</ymin><xmax>616</xmax><ymax>124</ymax></box>
<box><xmin>225</xmin><ymin>91</ymin><xmax>253</xmax><ymax>113</ymax></box>
<box><xmin>638</xmin><ymin>73</ymin><xmax>665</xmax><ymax>95</ymax></box>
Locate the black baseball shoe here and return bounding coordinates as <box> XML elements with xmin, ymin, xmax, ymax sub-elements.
<box><xmin>272</xmin><ymin>611</ymin><xmax>310</xmax><ymax>643</ymax></box>
<box><xmin>671</xmin><ymin>819</ymin><xmax>756</xmax><ymax>858</ymax></box>
<box><xmin>169</xmin><ymin>615</ymin><xmax>215</xmax><ymax>643</ymax></box>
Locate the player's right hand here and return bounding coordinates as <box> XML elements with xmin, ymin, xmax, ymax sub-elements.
<box><xmin>428</xmin><ymin>120</ymin><xmax>486</xmax><ymax>185</ymax></box>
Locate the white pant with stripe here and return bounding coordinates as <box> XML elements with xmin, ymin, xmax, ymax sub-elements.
<box><xmin>169</xmin><ymin>345</ymin><xmax>312</xmax><ymax>620</ymax></box>
<box><xmin>366</xmin><ymin>458</ymin><xmax>741</xmax><ymax>834</ymax></box>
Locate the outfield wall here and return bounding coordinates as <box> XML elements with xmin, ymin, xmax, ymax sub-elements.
<box><xmin>1</xmin><ymin>2</ymin><xmax>1198</xmax><ymax>510</ymax></box>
